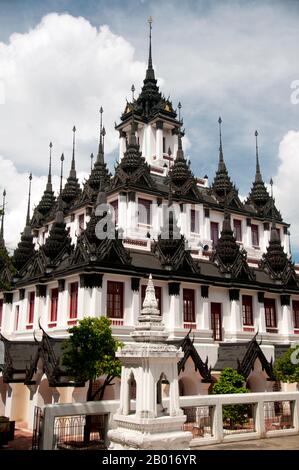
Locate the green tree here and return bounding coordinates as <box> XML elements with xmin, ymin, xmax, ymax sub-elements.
<box><xmin>213</xmin><ymin>368</ymin><xmax>250</xmax><ymax>428</ymax></box>
<box><xmin>274</xmin><ymin>344</ymin><xmax>299</xmax><ymax>383</ymax></box>
<box><xmin>62</xmin><ymin>317</ymin><xmax>122</xmax><ymax>445</ymax></box>
<box><xmin>62</xmin><ymin>316</ymin><xmax>122</xmax><ymax>401</ymax></box>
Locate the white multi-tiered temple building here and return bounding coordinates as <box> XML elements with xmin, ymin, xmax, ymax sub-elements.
<box><xmin>0</xmin><ymin>21</ymin><xmax>299</xmax><ymax>430</ymax></box>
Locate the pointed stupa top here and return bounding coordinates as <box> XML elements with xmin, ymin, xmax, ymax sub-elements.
<box><xmin>131</xmin><ymin>274</ymin><xmax>168</xmax><ymax>343</ymax></box>
<box><xmin>262</xmin><ymin>179</ymin><xmax>288</xmax><ymax>274</ymax></box>
<box><xmin>170</xmin><ymin>117</ymin><xmax>193</xmax><ymax>186</ymax></box>
<box><xmin>215</xmin><ymin>204</ymin><xmax>240</xmax><ymax>266</ymax></box>
<box><xmin>62</xmin><ymin>127</ymin><xmax>81</xmax><ymax>204</ymax></box>
<box><xmin>87</xmin><ymin>108</ymin><xmax>110</xmax><ymax>192</ymax></box>
<box><xmin>43</xmin><ymin>154</ymin><xmax>71</xmax><ymax>261</ymax></box>
<box><xmin>119</xmin><ymin>116</ymin><xmax>144</xmax><ymax>173</ymax></box>
<box><xmin>212</xmin><ymin>118</ymin><xmax>234</xmax><ymax>198</ymax></box>
<box><xmin>35</xmin><ymin>142</ymin><xmax>56</xmax><ymax>216</ymax></box>
<box><xmin>13</xmin><ymin>174</ymin><xmax>35</xmax><ymax>270</ymax></box>
<box><xmin>133</xmin><ymin>18</ymin><xmax>162</xmax><ymax>119</ymax></box>
<box><xmin>247</xmin><ymin>130</ymin><xmax>270</xmax><ymax>208</ymax></box>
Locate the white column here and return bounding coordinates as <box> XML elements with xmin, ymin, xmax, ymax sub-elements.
<box><xmin>119</xmin><ymin>131</ymin><xmax>126</xmax><ymax>162</ymax></box>
<box><xmin>131</xmin><ymin>289</ymin><xmax>139</xmax><ymax>327</ymax></box>
<box><xmin>33</xmin><ymin>294</ymin><xmax>43</xmax><ymax>329</ymax></box>
<box><xmin>168</xmin><ymin>285</ymin><xmax>182</xmax><ymax>329</ymax></box>
<box><xmin>230</xmin><ymin>295</ymin><xmax>242</xmax><ymax>334</ymax></box>
<box><xmin>257</xmin><ymin>294</ymin><xmax>266</xmax><ymax>333</ymax></box>
<box><xmin>77</xmin><ymin>285</ymin><xmax>87</xmax><ymax>321</ymax></box>
<box><xmin>90</xmin><ymin>286</ymin><xmax>103</xmax><ymax>318</ymax></box>
<box><xmin>280</xmin><ymin>299</ymin><xmax>293</xmax><ymax>335</ymax></box>
<box><xmin>57</xmin><ymin>284</ymin><xmax>67</xmax><ymax>328</ymax></box>
<box><xmin>155</xmin><ymin>121</ymin><xmax>163</xmax><ymax>161</ymax></box>
<box><xmin>2</xmin><ymin>297</ymin><xmax>13</xmax><ymax>334</ymax></box>
<box><xmin>118</xmin><ymin>193</ymin><xmax>126</xmax><ymax>235</ymax></box>
<box><xmin>199</xmin><ymin>295</ymin><xmax>210</xmax><ymax>330</ymax></box>
<box><xmin>172</xmin><ymin>129</ymin><xmax>178</xmax><ymax>157</ymax></box>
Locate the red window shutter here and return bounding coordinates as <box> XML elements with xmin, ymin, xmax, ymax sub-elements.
<box><xmin>242</xmin><ymin>295</ymin><xmax>253</xmax><ymax>325</ymax></box>
<box><xmin>251</xmin><ymin>224</ymin><xmax>259</xmax><ymax>246</ymax></box>
<box><xmin>293</xmin><ymin>301</ymin><xmax>299</xmax><ymax>329</ymax></box>
<box><xmin>264</xmin><ymin>298</ymin><xmax>277</xmax><ymax>328</ymax></box>
<box><xmin>183</xmin><ymin>289</ymin><xmax>195</xmax><ymax>323</ymax></box>
<box><xmin>110</xmin><ymin>200</ymin><xmax>119</xmax><ymax>225</ymax></box>
<box><xmin>69</xmin><ymin>282</ymin><xmax>78</xmax><ymax>319</ymax></box>
<box><xmin>138</xmin><ymin>198</ymin><xmax>152</xmax><ymax>225</ymax></box>
<box><xmin>210</xmin><ymin>222</ymin><xmax>219</xmax><ymax>248</ymax></box>
<box><xmin>50</xmin><ymin>288</ymin><xmax>59</xmax><ymax>323</ymax></box>
<box><xmin>107</xmin><ymin>281</ymin><xmax>124</xmax><ymax>319</ymax></box>
<box><xmin>0</xmin><ymin>299</ymin><xmax>3</xmax><ymax>328</ymax></box>
<box><xmin>141</xmin><ymin>285</ymin><xmax>162</xmax><ymax>314</ymax></box>
<box><xmin>233</xmin><ymin>219</ymin><xmax>242</xmax><ymax>242</ymax></box>
<box><xmin>28</xmin><ymin>292</ymin><xmax>35</xmax><ymax>324</ymax></box>
<box><xmin>15</xmin><ymin>306</ymin><xmax>19</xmax><ymax>331</ymax></box>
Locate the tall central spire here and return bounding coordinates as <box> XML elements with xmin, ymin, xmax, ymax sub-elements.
<box><xmin>26</xmin><ymin>173</ymin><xmax>32</xmax><ymax>226</ymax></box>
<box><xmin>0</xmin><ymin>189</ymin><xmax>6</xmax><ymax>243</ymax></box>
<box><xmin>71</xmin><ymin>125</ymin><xmax>76</xmax><ymax>174</ymax></box>
<box><xmin>146</xmin><ymin>16</ymin><xmax>155</xmax><ymax>80</ymax></box>
<box><xmin>46</xmin><ymin>142</ymin><xmax>53</xmax><ymax>191</ymax></box>
<box><xmin>218</xmin><ymin>117</ymin><xmax>225</xmax><ymax>170</ymax></box>
<box><xmin>255</xmin><ymin>130</ymin><xmax>262</xmax><ymax>183</ymax></box>
<box><xmin>97</xmin><ymin>106</ymin><xmax>104</xmax><ymax>164</ymax></box>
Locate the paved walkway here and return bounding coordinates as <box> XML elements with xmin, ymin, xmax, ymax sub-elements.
<box><xmin>197</xmin><ymin>434</ymin><xmax>299</xmax><ymax>450</ymax></box>
<box><xmin>0</xmin><ymin>428</ymin><xmax>32</xmax><ymax>451</ymax></box>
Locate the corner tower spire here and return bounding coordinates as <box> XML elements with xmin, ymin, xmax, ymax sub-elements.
<box><xmin>13</xmin><ymin>174</ymin><xmax>35</xmax><ymax>271</ymax></box>
<box><xmin>212</xmin><ymin>117</ymin><xmax>235</xmax><ymax>199</ymax></box>
<box><xmin>26</xmin><ymin>173</ymin><xmax>32</xmax><ymax>226</ymax></box>
<box><xmin>62</xmin><ymin>127</ymin><xmax>81</xmax><ymax>205</ymax></box>
<box><xmin>246</xmin><ymin>130</ymin><xmax>271</xmax><ymax>210</ymax></box>
<box><xmin>0</xmin><ymin>189</ymin><xmax>6</xmax><ymax>244</ymax></box>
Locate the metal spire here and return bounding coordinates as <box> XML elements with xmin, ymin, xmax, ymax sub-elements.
<box><xmin>71</xmin><ymin>125</ymin><xmax>76</xmax><ymax>171</ymax></box>
<box><xmin>218</xmin><ymin>117</ymin><xmax>224</xmax><ymax>164</ymax></box>
<box><xmin>26</xmin><ymin>173</ymin><xmax>32</xmax><ymax>226</ymax></box>
<box><xmin>178</xmin><ymin>102</ymin><xmax>182</xmax><ymax>124</ymax></box>
<box><xmin>102</xmin><ymin>126</ymin><xmax>106</xmax><ymax>155</ymax></box>
<box><xmin>90</xmin><ymin>152</ymin><xmax>94</xmax><ymax>172</ymax></box>
<box><xmin>46</xmin><ymin>142</ymin><xmax>53</xmax><ymax>191</ymax></box>
<box><xmin>0</xmin><ymin>189</ymin><xmax>6</xmax><ymax>241</ymax></box>
<box><xmin>255</xmin><ymin>130</ymin><xmax>262</xmax><ymax>183</ymax></box>
<box><xmin>97</xmin><ymin>107</ymin><xmax>104</xmax><ymax>164</ymax></box>
<box><xmin>60</xmin><ymin>153</ymin><xmax>65</xmax><ymax>194</ymax></box>
<box><xmin>131</xmin><ymin>84</ymin><xmax>135</xmax><ymax>101</ymax></box>
<box><xmin>146</xmin><ymin>16</ymin><xmax>155</xmax><ymax>80</ymax></box>
<box><xmin>148</xmin><ymin>16</ymin><xmax>153</xmax><ymax>69</ymax></box>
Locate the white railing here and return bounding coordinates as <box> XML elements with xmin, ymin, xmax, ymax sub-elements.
<box><xmin>40</xmin><ymin>391</ymin><xmax>299</xmax><ymax>449</ymax></box>
<box><xmin>179</xmin><ymin>391</ymin><xmax>299</xmax><ymax>447</ymax></box>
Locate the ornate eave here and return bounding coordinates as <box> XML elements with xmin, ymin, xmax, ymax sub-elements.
<box><xmin>237</xmin><ymin>334</ymin><xmax>275</xmax><ymax>381</ymax></box>
<box><xmin>177</xmin><ymin>332</ymin><xmax>212</xmax><ymax>382</ymax></box>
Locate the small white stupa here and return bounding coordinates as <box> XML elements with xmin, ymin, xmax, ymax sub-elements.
<box><xmin>108</xmin><ymin>274</ymin><xmax>192</xmax><ymax>450</ymax></box>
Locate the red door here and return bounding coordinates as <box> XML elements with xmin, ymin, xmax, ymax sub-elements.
<box><xmin>211</xmin><ymin>302</ymin><xmax>222</xmax><ymax>341</ymax></box>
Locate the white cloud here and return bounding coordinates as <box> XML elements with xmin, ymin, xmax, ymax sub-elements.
<box><xmin>0</xmin><ymin>13</ymin><xmax>145</xmax><ymax>174</ymax></box>
<box><xmin>0</xmin><ymin>13</ymin><xmax>147</xmax><ymax>249</ymax></box>
<box><xmin>273</xmin><ymin>130</ymin><xmax>299</xmax><ymax>254</ymax></box>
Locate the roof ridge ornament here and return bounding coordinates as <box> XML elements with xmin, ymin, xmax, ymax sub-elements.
<box><xmin>26</xmin><ymin>173</ymin><xmax>32</xmax><ymax>226</ymax></box>
<box><xmin>0</xmin><ymin>189</ymin><xmax>6</xmax><ymax>243</ymax></box>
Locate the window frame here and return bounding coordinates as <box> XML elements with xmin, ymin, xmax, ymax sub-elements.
<box><xmin>107</xmin><ymin>281</ymin><xmax>124</xmax><ymax>319</ymax></box>
<box><xmin>183</xmin><ymin>289</ymin><xmax>196</xmax><ymax>324</ymax></box>
<box><xmin>251</xmin><ymin>223</ymin><xmax>259</xmax><ymax>247</ymax></box>
<box><xmin>138</xmin><ymin>198</ymin><xmax>152</xmax><ymax>226</ymax></box>
<box><xmin>264</xmin><ymin>298</ymin><xmax>277</xmax><ymax>329</ymax></box>
<box><xmin>233</xmin><ymin>219</ymin><xmax>242</xmax><ymax>242</ymax></box>
<box><xmin>242</xmin><ymin>295</ymin><xmax>253</xmax><ymax>326</ymax></box>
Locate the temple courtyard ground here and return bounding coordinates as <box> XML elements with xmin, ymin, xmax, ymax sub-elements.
<box><xmin>196</xmin><ymin>434</ymin><xmax>299</xmax><ymax>450</ymax></box>
<box><xmin>0</xmin><ymin>429</ymin><xmax>298</xmax><ymax>450</ymax></box>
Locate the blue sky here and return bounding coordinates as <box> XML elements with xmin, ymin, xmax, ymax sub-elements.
<box><xmin>0</xmin><ymin>0</ymin><xmax>299</xmax><ymax>257</ymax></box>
